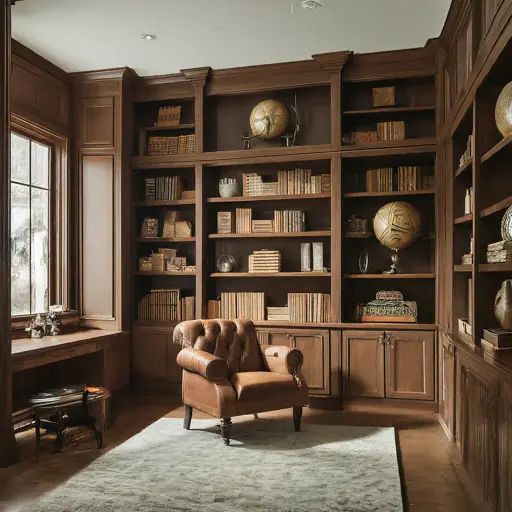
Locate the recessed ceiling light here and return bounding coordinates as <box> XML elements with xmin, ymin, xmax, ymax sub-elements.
<box><xmin>141</xmin><ymin>33</ymin><xmax>157</xmax><ymax>41</ymax></box>
<box><xmin>301</xmin><ymin>0</ymin><xmax>323</xmax><ymax>9</ymax></box>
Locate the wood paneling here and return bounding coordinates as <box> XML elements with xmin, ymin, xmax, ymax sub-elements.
<box><xmin>81</xmin><ymin>97</ymin><xmax>114</xmax><ymax>146</ymax></box>
<box><xmin>0</xmin><ymin>0</ymin><xmax>16</xmax><ymax>467</ymax></box>
<box><xmin>385</xmin><ymin>330</ymin><xmax>435</xmax><ymax>400</ymax></box>
<box><xmin>499</xmin><ymin>382</ymin><xmax>512</xmax><ymax>512</ymax></box>
<box><xmin>343</xmin><ymin>330</ymin><xmax>385</xmax><ymax>398</ymax></box>
<box><xmin>439</xmin><ymin>334</ymin><xmax>456</xmax><ymax>439</ymax></box>
<box><xmin>132</xmin><ymin>325</ymin><xmax>180</xmax><ymax>392</ymax></box>
<box><xmin>81</xmin><ymin>155</ymin><xmax>114</xmax><ymax>319</ymax></box>
<box><xmin>11</xmin><ymin>42</ymin><xmax>70</xmax><ymax>135</ymax></box>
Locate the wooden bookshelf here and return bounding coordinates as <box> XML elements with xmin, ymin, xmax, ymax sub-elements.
<box><xmin>208</xmin><ymin>231</ymin><xmax>331</xmax><ymax>239</ymax></box>
<box><xmin>210</xmin><ymin>272</ymin><xmax>332</xmax><ymax>278</ymax></box>
<box><xmin>344</xmin><ymin>189</ymin><xmax>434</xmax><ymax>198</ymax></box>
<box><xmin>344</xmin><ymin>273</ymin><xmax>435</xmax><ymax>279</ymax></box>
<box><xmin>207</xmin><ymin>193</ymin><xmax>330</xmax><ymax>204</ymax></box>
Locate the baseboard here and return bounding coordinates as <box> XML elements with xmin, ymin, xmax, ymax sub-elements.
<box><xmin>436</xmin><ymin>413</ymin><xmax>455</xmax><ymax>442</ymax></box>
<box><xmin>343</xmin><ymin>397</ymin><xmax>437</xmax><ymax>412</ymax></box>
<box><xmin>308</xmin><ymin>397</ymin><xmax>343</xmax><ymax>410</ymax></box>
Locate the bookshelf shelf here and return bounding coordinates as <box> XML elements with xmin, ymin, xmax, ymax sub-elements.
<box><xmin>135</xmin><ymin>271</ymin><xmax>196</xmax><ymax>277</ymax></box>
<box><xmin>479</xmin><ymin>263</ymin><xmax>512</xmax><ymax>273</ymax></box>
<box><xmin>140</xmin><ymin>123</ymin><xmax>195</xmax><ymax>132</ymax></box>
<box><xmin>340</xmin><ymin>137</ymin><xmax>437</xmax><ymax>152</ymax></box>
<box><xmin>480</xmin><ymin>134</ymin><xmax>512</xmax><ymax>164</ymax></box>
<box><xmin>343</xmin><ymin>105</ymin><xmax>436</xmax><ymax>116</ymax></box>
<box><xmin>344</xmin><ymin>189</ymin><xmax>434</xmax><ymax>198</ymax></box>
<box><xmin>135</xmin><ymin>237</ymin><xmax>196</xmax><ymax>243</ymax></box>
<box><xmin>454</xmin><ymin>214</ymin><xmax>473</xmax><ymax>225</ymax></box>
<box><xmin>454</xmin><ymin>159</ymin><xmax>472</xmax><ymax>178</ymax></box>
<box><xmin>480</xmin><ymin>196</ymin><xmax>512</xmax><ymax>218</ymax></box>
<box><xmin>208</xmin><ymin>230</ymin><xmax>331</xmax><ymax>239</ymax></box>
<box><xmin>344</xmin><ymin>273</ymin><xmax>435</xmax><ymax>279</ymax></box>
<box><xmin>344</xmin><ymin>232</ymin><xmax>373</xmax><ymax>238</ymax></box>
<box><xmin>133</xmin><ymin>199</ymin><xmax>195</xmax><ymax>207</ymax></box>
<box><xmin>207</xmin><ymin>193</ymin><xmax>330</xmax><ymax>204</ymax></box>
<box><xmin>454</xmin><ymin>265</ymin><xmax>472</xmax><ymax>273</ymax></box>
<box><xmin>210</xmin><ymin>272</ymin><xmax>332</xmax><ymax>278</ymax></box>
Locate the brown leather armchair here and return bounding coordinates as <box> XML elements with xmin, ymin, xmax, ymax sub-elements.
<box><xmin>173</xmin><ymin>319</ymin><xmax>309</xmax><ymax>445</ymax></box>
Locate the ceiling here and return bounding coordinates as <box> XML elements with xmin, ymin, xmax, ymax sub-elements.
<box><xmin>12</xmin><ymin>0</ymin><xmax>451</xmax><ymax>77</ymax></box>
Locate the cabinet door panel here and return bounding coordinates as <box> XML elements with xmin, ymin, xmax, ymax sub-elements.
<box><xmin>293</xmin><ymin>332</ymin><xmax>330</xmax><ymax>396</ymax></box>
<box><xmin>385</xmin><ymin>330</ymin><xmax>434</xmax><ymax>400</ymax></box>
<box><xmin>132</xmin><ymin>326</ymin><xmax>176</xmax><ymax>392</ymax></box>
<box><xmin>343</xmin><ymin>330</ymin><xmax>384</xmax><ymax>398</ymax></box>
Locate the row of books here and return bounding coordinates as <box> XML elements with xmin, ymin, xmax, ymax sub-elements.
<box><xmin>376</xmin><ymin>121</ymin><xmax>405</xmax><ymax>142</ymax></box>
<box><xmin>235</xmin><ymin>208</ymin><xmax>252</xmax><ymax>234</ymax></box>
<box><xmin>146</xmin><ymin>134</ymin><xmax>196</xmax><ymax>156</ymax></box>
<box><xmin>219</xmin><ymin>292</ymin><xmax>265</xmax><ymax>321</ymax></box>
<box><xmin>288</xmin><ymin>293</ymin><xmax>331</xmax><ymax>323</ymax></box>
<box><xmin>248</xmin><ymin>249</ymin><xmax>281</xmax><ymax>273</ymax></box>
<box><xmin>364</xmin><ymin>166</ymin><xmax>434</xmax><ymax>192</ymax></box>
<box><xmin>138</xmin><ymin>248</ymin><xmax>190</xmax><ymax>272</ymax></box>
<box><xmin>208</xmin><ymin>293</ymin><xmax>330</xmax><ymax>322</ymax></box>
<box><xmin>137</xmin><ymin>289</ymin><xmax>194</xmax><ymax>322</ymax></box>
<box><xmin>242</xmin><ymin>170</ymin><xmax>331</xmax><ymax>197</ymax></box>
<box><xmin>144</xmin><ymin>176</ymin><xmax>183</xmax><ymax>201</ymax></box>
<box><xmin>217</xmin><ymin>209</ymin><xmax>307</xmax><ymax>234</ymax></box>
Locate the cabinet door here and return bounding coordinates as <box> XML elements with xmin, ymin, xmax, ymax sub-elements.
<box><xmin>440</xmin><ymin>335</ymin><xmax>455</xmax><ymax>438</ymax></box>
<box><xmin>132</xmin><ymin>326</ymin><xmax>179</xmax><ymax>392</ymax></box>
<box><xmin>255</xmin><ymin>328</ymin><xmax>329</xmax><ymax>396</ymax></box>
<box><xmin>385</xmin><ymin>330</ymin><xmax>435</xmax><ymax>400</ymax></box>
<box><xmin>457</xmin><ymin>352</ymin><xmax>499</xmax><ymax>510</ymax></box>
<box><xmin>342</xmin><ymin>330</ymin><xmax>385</xmax><ymax>398</ymax></box>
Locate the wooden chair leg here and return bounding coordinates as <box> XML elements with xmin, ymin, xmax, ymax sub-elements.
<box><xmin>220</xmin><ymin>417</ymin><xmax>232</xmax><ymax>445</ymax></box>
<box><xmin>183</xmin><ymin>405</ymin><xmax>193</xmax><ymax>430</ymax></box>
<box><xmin>293</xmin><ymin>406</ymin><xmax>303</xmax><ymax>432</ymax></box>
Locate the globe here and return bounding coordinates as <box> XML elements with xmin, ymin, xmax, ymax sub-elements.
<box><xmin>373</xmin><ymin>201</ymin><xmax>421</xmax><ymax>251</ymax></box>
<box><xmin>501</xmin><ymin>205</ymin><xmax>512</xmax><ymax>241</ymax></box>
<box><xmin>495</xmin><ymin>81</ymin><xmax>512</xmax><ymax>138</ymax></box>
<box><xmin>249</xmin><ymin>99</ymin><xmax>289</xmax><ymax>139</ymax></box>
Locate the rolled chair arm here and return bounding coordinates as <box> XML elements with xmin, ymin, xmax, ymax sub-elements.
<box><xmin>262</xmin><ymin>345</ymin><xmax>304</xmax><ymax>375</ymax></box>
<box><xmin>177</xmin><ymin>347</ymin><xmax>228</xmax><ymax>382</ymax></box>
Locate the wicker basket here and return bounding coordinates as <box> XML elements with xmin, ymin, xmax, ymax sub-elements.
<box><xmin>147</xmin><ymin>134</ymin><xmax>196</xmax><ymax>156</ymax></box>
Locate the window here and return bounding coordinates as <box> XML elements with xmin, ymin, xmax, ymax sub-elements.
<box><xmin>10</xmin><ymin>132</ymin><xmax>51</xmax><ymax>315</ymax></box>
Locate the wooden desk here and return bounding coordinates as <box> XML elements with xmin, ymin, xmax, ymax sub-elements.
<box><xmin>12</xmin><ymin>329</ymin><xmax>130</xmax><ymax>393</ymax></box>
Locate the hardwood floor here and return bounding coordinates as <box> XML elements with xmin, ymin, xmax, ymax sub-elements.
<box><xmin>0</xmin><ymin>394</ymin><xmax>475</xmax><ymax>511</ymax></box>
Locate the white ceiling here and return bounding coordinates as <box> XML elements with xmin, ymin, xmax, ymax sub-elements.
<box><xmin>12</xmin><ymin>0</ymin><xmax>451</xmax><ymax>77</ymax></box>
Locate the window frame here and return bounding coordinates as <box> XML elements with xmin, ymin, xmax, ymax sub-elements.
<box><xmin>10</xmin><ymin>115</ymin><xmax>70</xmax><ymax>326</ymax></box>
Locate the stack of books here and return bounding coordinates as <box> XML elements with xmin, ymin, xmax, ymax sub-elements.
<box><xmin>242</xmin><ymin>173</ymin><xmax>278</xmax><ymax>196</ymax></box>
<box><xmin>376</xmin><ymin>121</ymin><xmax>405</xmax><ymax>141</ymax></box>
<box><xmin>266</xmin><ymin>306</ymin><xmax>290</xmax><ymax>321</ymax></box>
<box><xmin>288</xmin><ymin>293</ymin><xmax>331</xmax><ymax>323</ymax></box>
<box><xmin>482</xmin><ymin>328</ymin><xmax>512</xmax><ymax>354</ymax></box>
<box><xmin>487</xmin><ymin>241</ymin><xmax>512</xmax><ymax>263</ymax></box>
<box><xmin>365</xmin><ymin>168</ymin><xmax>393</xmax><ymax>192</ymax></box>
<box><xmin>235</xmin><ymin>208</ymin><xmax>252</xmax><ymax>233</ymax></box>
<box><xmin>180</xmin><ymin>296</ymin><xmax>195</xmax><ymax>321</ymax></box>
<box><xmin>273</xmin><ymin>210</ymin><xmax>306</xmax><ymax>232</ymax></box>
<box><xmin>252</xmin><ymin>220</ymin><xmax>274</xmax><ymax>233</ymax></box>
<box><xmin>144</xmin><ymin>176</ymin><xmax>182</xmax><ymax>201</ymax></box>
<box><xmin>248</xmin><ymin>249</ymin><xmax>281</xmax><ymax>273</ymax></box>
<box><xmin>220</xmin><ymin>292</ymin><xmax>265</xmax><ymax>320</ymax></box>
<box><xmin>461</xmin><ymin>253</ymin><xmax>473</xmax><ymax>265</ymax></box>
<box><xmin>344</xmin><ymin>131</ymin><xmax>379</xmax><ymax>145</ymax></box>
<box><xmin>137</xmin><ymin>288</ymin><xmax>191</xmax><ymax>322</ymax></box>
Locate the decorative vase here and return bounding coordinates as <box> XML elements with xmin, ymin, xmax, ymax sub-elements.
<box><xmin>495</xmin><ymin>81</ymin><xmax>512</xmax><ymax>138</ymax></box>
<box><xmin>501</xmin><ymin>205</ymin><xmax>512</xmax><ymax>241</ymax></box>
<box><xmin>358</xmin><ymin>248</ymin><xmax>369</xmax><ymax>274</ymax></box>
<box><xmin>495</xmin><ymin>280</ymin><xmax>512</xmax><ymax>329</ymax></box>
<box><xmin>218</xmin><ymin>178</ymin><xmax>240</xmax><ymax>198</ymax></box>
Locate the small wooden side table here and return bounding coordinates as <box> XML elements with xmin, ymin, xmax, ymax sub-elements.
<box><xmin>29</xmin><ymin>385</ymin><xmax>110</xmax><ymax>457</ymax></box>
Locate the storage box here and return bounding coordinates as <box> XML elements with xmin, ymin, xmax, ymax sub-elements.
<box><xmin>372</xmin><ymin>86</ymin><xmax>396</xmax><ymax>107</ymax></box>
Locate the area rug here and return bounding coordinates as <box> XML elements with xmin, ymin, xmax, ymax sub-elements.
<box><xmin>27</xmin><ymin>418</ymin><xmax>403</xmax><ymax>512</ymax></box>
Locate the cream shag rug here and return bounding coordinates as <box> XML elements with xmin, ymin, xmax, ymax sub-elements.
<box><xmin>28</xmin><ymin>418</ymin><xmax>403</xmax><ymax>512</ymax></box>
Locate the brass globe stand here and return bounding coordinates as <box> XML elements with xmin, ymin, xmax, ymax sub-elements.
<box><xmin>383</xmin><ymin>249</ymin><xmax>399</xmax><ymax>274</ymax></box>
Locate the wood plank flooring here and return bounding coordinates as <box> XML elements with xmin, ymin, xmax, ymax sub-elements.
<box><xmin>0</xmin><ymin>395</ymin><xmax>476</xmax><ymax>511</ymax></box>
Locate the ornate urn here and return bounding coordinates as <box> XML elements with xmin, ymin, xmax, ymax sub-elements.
<box><xmin>494</xmin><ymin>279</ymin><xmax>512</xmax><ymax>330</ymax></box>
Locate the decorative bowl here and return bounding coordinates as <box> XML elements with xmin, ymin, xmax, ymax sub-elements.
<box><xmin>218</xmin><ymin>178</ymin><xmax>240</xmax><ymax>198</ymax></box>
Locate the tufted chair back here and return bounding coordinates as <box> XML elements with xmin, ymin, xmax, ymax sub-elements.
<box><xmin>173</xmin><ymin>319</ymin><xmax>264</xmax><ymax>374</ymax></box>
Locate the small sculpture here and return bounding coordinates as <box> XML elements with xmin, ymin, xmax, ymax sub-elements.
<box><xmin>218</xmin><ymin>177</ymin><xmax>240</xmax><ymax>198</ymax></box>
<box><xmin>25</xmin><ymin>314</ymin><xmax>46</xmax><ymax>338</ymax></box>
<box><xmin>217</xmin><ymin>254</ymin><xmax>236</xmax><ymax>273</ymax></box>
<box><xmin>495</xmin><ymin>280</ymin><xmax>512</xmax><ymax>329</ymax></box>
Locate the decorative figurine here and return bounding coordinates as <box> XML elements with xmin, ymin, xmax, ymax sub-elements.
<box><xmin>25</xmin><ymin>314</ymin><xmax>46</xmax><ymax>338</ymax></box>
